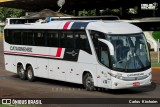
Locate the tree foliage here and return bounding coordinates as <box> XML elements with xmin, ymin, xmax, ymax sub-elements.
<box><xmin>0</xmin><ymin>7</ymin><xmax>25</xmax><ymax>22</ymax></box>
<box><xmin>78</xmin><ymin>9</ymin><xmax>121</xmax><ymax>16</ymax></box>
<box><xmin>79</xmin><ymin>9</ymin><xmax>96</xmax><ymax>16</ymax></box>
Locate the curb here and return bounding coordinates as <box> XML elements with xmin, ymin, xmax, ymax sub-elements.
<box><xmin>152</xmin><ymin>67</ymin><xmax>160</xmax><ymax>69</ymax></box>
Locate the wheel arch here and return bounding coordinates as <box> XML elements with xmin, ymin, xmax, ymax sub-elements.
<box><xmin>17</xmin><ymin>62</ymin><xmax>22</xmax><ymax>66</ymax></box>
<box><xmin>82</xmin><ymin>70</ymin><xmax>97</xmax><ymax>86</ymax></box>
<box><xmin>17</xmin><ymin>62</ymin><xmax>25</xmax><ymax>69</ymax></box>
<box><xmin>26</xmin><ymin>63</ymin><xmax>32</xmax><ymax>70</ymax></box>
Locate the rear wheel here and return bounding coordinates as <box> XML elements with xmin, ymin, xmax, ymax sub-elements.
<box><xmin>83</xmin><ymin>73</ymin><xmax>95</xmax><ymax>91</ymax></box>
<box><xmin>26</xmin><ymin>66</ymin><xmax>35</xmax><ymax>82</ymax></box>
<box><xmin>17</xmin><ymin>65</ymin><xmax>26</xmax><ymax>80</ymax></box>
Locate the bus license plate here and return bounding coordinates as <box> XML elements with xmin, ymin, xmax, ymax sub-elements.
<box><xmin>133</xmin><ymin>82</ymin><xmax>140</xmax><ymax>86</ymax></box>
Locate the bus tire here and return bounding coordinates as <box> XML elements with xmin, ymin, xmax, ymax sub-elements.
<box><xmin>17</xmin><ymin>65</ymin><xmax>26</xmax><ymax>80</ymax></box>
<box><xmin>26</xmin><ymin>66</ymin><xmax>35</xmax><ymax>82</ymax></box>
<box><xmin>83</xmin><ymin>73</ymin><xmax>95</xmax><ymax>91</ymax></box>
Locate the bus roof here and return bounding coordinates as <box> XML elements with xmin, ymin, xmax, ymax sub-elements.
<box><xmin>5</xmin><ymin>16</ymin><xmax>119</xmax><ymax>25</ymax></box>
<box><xmin>4</xmin><ymin>20</ymin><xmax>142</xmax><ymax>34</ymax></box>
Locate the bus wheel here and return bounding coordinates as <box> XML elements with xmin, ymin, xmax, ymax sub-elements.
<box><xmin>17</xmin><ymin>65</ymin><xmax>26</xmax><ymax>80</ymax></box>
<box><xmin>83</xmin><ymin>73</ymin><xmax>95</xmax><ymax>91</ymax></box>
<box><xmin>26</xmin><ymin>66</ymin><xmax>35</xmax><ymax>82</ymax></box>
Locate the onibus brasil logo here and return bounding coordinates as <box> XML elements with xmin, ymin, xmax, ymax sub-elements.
<box><xmin>141</xmin><ymin>2</ymin><xmax>158</xmax><ymax>10</ymax></box>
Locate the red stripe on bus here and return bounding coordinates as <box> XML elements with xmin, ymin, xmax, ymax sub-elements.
<box><xmin>56</xmin><ymin>48</ymin><xmax>62</xmax><ymax>57</ymax></box>
<box><xmin>4</xmin><ymin>51</ymin><xmax>58</xmax><ymax>58</ymax></box>
<box><xmin>63</xmin><ymin>22</ymin><xmax>71</xmax><ymax>30</ymax></box>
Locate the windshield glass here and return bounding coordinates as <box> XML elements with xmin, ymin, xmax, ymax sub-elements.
<box><xmin>106</xmin><ymin>33</ymin><xmax>151</xmax><ymax>71</ymax></box>
<box><xmin>89</xmin><ymin>30</ymin><xmax>151</xmax><ymax>72</ymax></box>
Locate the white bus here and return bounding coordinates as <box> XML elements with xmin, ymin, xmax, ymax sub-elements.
<box><xmin>3</xmin><ymin>18</ymin><xmax>152</xmax><ymax>90</ymax></box>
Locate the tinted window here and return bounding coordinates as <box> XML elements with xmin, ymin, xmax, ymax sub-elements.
<box><xmin>75</xmin><ymin>31</ymin><xmax>91</xmax><ymax>54</ymax></box>
<box><xmin>27</xmin><ymin>32</ymin><xmax>34</xmax><ymax>45</ymax></box>
<box><xmin>4</xmin><ymin>29</ymin><xmax>11</xmax><ymax>44</ymax></box>
<box><xmin>60</xmin><ymin>31</ymin><xmax>74</xmax><ymax>48</ymax></box>
<box><xmin>22</xmin><ymin>31</ymin><xmax>34</xmax><ymax>45</ymax></box>
<box><xmin>4</xmin><ymin>29</ymin><xmax>92</xmax><ymax>54</ymax></box>
<box><xmin>90</xmin><ymin>30</ymin><xmax>110</xmax><ymax>67</ymax></box>
<box><xmin>34</xmin><ymin>32</ymin><xmax>46</xmax><ymax>46</ymax></box>
<box><xmin>5</xmin><ymin>29</ymin><xmax>22</xmax><ymax>45</ymax></box>
<box><xmin>13</xmin><ymin>31</ymin><xmax>22</xmax><ymax>45</ymax></box>
<box><xmin>90</xmin><ymin>30</ymin><xmax>105</xmax><ymax>48</ymax></box>
<box><xmin>47</xmin><ymin>31</ymin><xmax>59</xmax><ymax>47</ymax></box>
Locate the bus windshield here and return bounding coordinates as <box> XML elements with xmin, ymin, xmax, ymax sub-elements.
<box><xmin>107</xmin><ymin>33</ymin><xmax>151</xmax><ymax>72</ymax></box>
<box><xmin>90</xmin><ymin>30</ymin><xmax>151</xmax><ymax>72</ymax></box>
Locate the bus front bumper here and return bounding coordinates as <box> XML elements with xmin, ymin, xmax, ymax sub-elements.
<box><xmin>111</xmin><ymin>75</ymin><xmax>152</xmax><ymax>89</ymax></box>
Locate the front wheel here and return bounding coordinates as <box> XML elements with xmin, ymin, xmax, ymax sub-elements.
<box><xmin>26</xmin><ymin>66</ymin><xmax>35</xmax><ymax>82</ymax></box>
<box><xmin>83</xmin><ymin>73</ymin><xmax>95</xmax><ymax>91</ymax></box>
<box><xmin>17</xmin><ymin>65</ymin><xmax>26</xmax><ymax>80</ymax></box>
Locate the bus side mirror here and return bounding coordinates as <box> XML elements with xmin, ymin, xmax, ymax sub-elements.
<box><xmin>98</xmin><ymin>39</ymin><xmax>114</xmax><ymax>55</ymax></box>
<box><xmin>147</xmin><ymin>42</ymin><xmax>151</xmax><ymax>50</ymax></box>
<box><xmin>147</xmin><ymin>38</ymin><xmax>157</xmax><ymax>52</ymax></box>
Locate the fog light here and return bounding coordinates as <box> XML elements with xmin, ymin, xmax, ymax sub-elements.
<box><xmin>150</xmin><ymin>79</ymin><xmax>152</xmax><ymax>82</ymax></box>
<box><xmin>147</xmin><ymin>72</ymin><xmax>151</xmax><ymax>77</ymax></box>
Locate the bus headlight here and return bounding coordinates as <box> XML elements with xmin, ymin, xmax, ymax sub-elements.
<box><xmin>108</xmin><ymin>72</ymin><xmax>123</xmax><ymax>80</ymax></box>
<box><xmin>147</xmin><ymin>72</ymin><xmax>151</xmax><ymax>77</ymax></box>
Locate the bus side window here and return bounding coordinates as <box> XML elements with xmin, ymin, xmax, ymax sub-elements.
<box><xmin>90</xmin><ymin>30</ymin><xmax>106</xmax><ymax>55</ymax></box>
<box><xmin>47</xmin><ymin>31</ymin><xmax>58</xmax><ymax>47</ymax></box>
<box><xmin>27</xmin><ymin>32</ymin><xmax>34</xmax><ymax>45</ymax></box>
<box><xmin>89</xmin><ymin>30</ymin><xmax>111</xmax><ymax>67</ymax></box>
<box><xmin>99</xmin><ymin>42</ymin><xmax>110</xmax><ymax>67</ymax></box>
<box><xmin>75</xmin><ymin>33</ymin><xmax>83</xmax><ymax>49</ymax></box>
<box><xmin>22</xmin><ymin>32</ymin><xmax>28</xmax><ymax>45</ymax></box>
<box><xmin>81</xmin><ymin>35</ymin><xmax>91</xmax><ymax>54</ymax></box>
<box><xmin>60</xmin><ymin>31</ymin><xmax>74</xmax><ymax>49</ymax></box>
<box><xmin>5</xmin><ymin>30</ymin><xmax>22</xmax><ymax>45</ymax></box>
<box><xmin>13</xmin><ymin>31</ymin><xmax>22</xmax><ymax>45</ymax></box>
<box><xmin>34</xmin><ymin>32</ymin><xmax>45</xmax><ymax>46</ymax></box>
<box><xmin>75</xmin><ymin>31</ymin><xmax>92</xmax><ymax>54</ymax></box>
<box><xmin>4</xmin><ymin>29</ymin><xmax>11</xmax><ymax>44</ymax></box>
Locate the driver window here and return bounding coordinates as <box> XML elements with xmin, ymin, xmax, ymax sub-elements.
<box><xmin>89</xmin><ymin>30</ymin><xmax>110</xmax><ymax>67</ymax></box>
<box><xmin>99</xmin><ymin>42</ymin><xmax>110</xmax><ymax>67</ymax></box>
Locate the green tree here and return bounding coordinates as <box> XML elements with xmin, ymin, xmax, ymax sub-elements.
<box><xmin>78</xmin><ymin>9</ymin><xmax>96</xmax><ymax>16</ymax></box>
<box><xmin>0</xmin><ymin>7</ymin><xmax>25</xmax><ymax>22</ymax></box>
